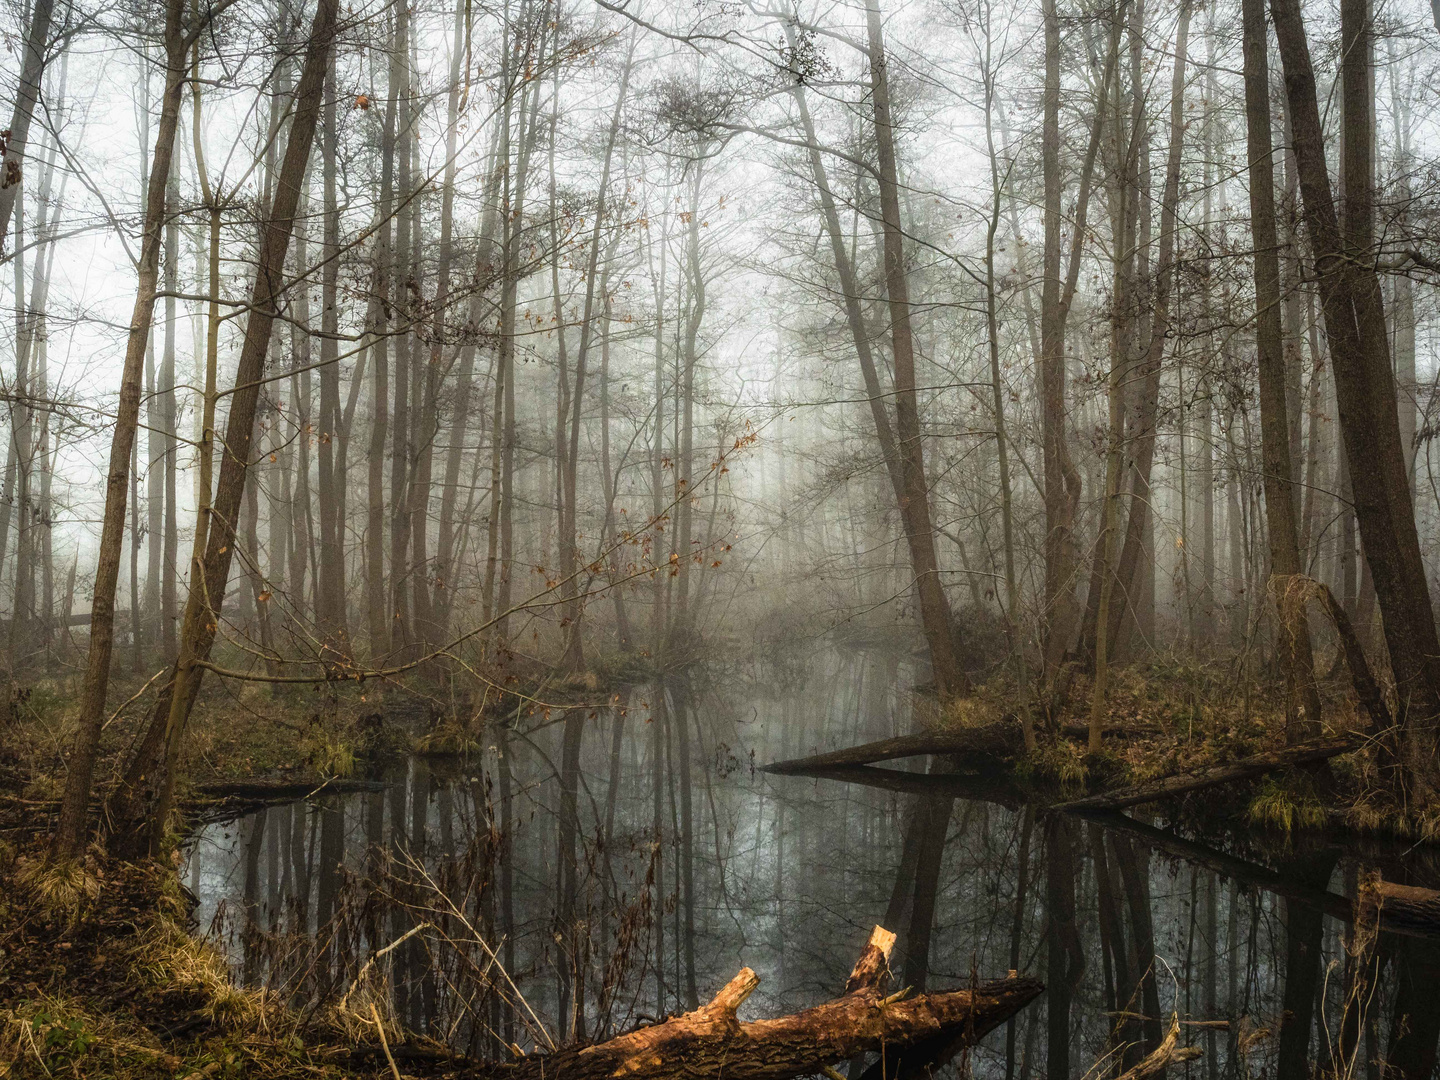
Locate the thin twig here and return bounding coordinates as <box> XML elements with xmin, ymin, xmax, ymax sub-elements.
<box><xmin>370</xmin><ymin>1002</ymin><xmax>403</xmax><ymax>1080</ymax></box>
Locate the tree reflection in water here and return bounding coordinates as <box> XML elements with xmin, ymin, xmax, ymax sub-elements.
<box><xmin>184</xmin><ymin>648</ymin><xmax>1440</xmax><ymax>1076</ymax></box>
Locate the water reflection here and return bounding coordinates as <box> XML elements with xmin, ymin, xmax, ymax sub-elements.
<box><xmin>183</xmin><ymin>647</ymin><xmax>1440</xmax><ymax>1076</ymax></box>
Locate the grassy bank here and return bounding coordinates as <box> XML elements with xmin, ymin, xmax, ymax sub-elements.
<box><xmin>0</xmin><ymin>826</ymin><xmax>422</xmax><ymax>1080</ymax></box>
<box><xmin>932</xmin><ymin>652</ymin><xmax>1425</xmax><ymax>840</ymax></box>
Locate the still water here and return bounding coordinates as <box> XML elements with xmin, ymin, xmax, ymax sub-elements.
<box><xmin>183</xmin><ymin>646</ymin><xmax>1440</xmax><ymax>1077</ymax></box>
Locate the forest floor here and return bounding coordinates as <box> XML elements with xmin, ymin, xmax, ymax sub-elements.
<box><xmin>0</xmin><ymin>816</ymin><xmax>429</xmax><ymax>1080</ymax></box>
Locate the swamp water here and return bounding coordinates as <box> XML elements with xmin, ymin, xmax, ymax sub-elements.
<box><xmin>183</xmin><ymin>647</ymin><xmax>1440</xmax><ymax>1077</ymax></box>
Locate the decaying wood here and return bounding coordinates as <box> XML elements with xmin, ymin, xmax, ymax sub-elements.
<box><xmin>1112</xmin><ymin>1015</ymin><xmax>1202</xmax><ymax>1079</ymax></box>
<box><xmin>1051</xmin><ymin>736</ymin><xmax>1361</xmax><ymax>812</ymax></box>
<box><xmin>1373</xmin><ymin>880</ymin><xmax>1440</xmax><ymax>938</ymax></box>
<box><xmin>453</xmin><ymin>925</ymin><xmax>1041</xmax><ymax>1080</ymax></box>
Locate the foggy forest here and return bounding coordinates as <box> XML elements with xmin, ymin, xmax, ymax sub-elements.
<box><xmin>6</xmin><ymin>0</ymin><xmax>1440</xmax><ymax>1073</ymax></box>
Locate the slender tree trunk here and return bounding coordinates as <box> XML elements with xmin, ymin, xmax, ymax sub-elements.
<box><xmin>106</xmin><ymin>0</ymin><xmax>342</xmax><ymax>855</ymax></box>
<box><xmin>388</xmin><ymin>4</ymin><xmax>413</xmax><ymax>657</ymax></box>
<box><xmin>1040</xmin><ymin>0</ymin><xmax>1116</xmax><ymax>680</ymax></box>
<box><xmin>0</xmin><ymin>0</ymin><xmax>57</xmax><ymax>249</ymax></box>
<box><xmin>1104</xmin><ymin>0</ymin><xmax>1187</xmax><ymax>660</ymax></box>
<box><xmin>1241</xmin><ymin>0</ymin><xmax>1322</xmax><ymax>739</ymax></box>
<box><xmin>51</xmin><ymin>0</ymin><xmax>190</xmax><ymax>859</ymax></box>
<box><xmin>316</xmin><ymin>52</ymin><xmax>347</xmax><ymax>650</ymax></box>
<box><xmin>367</xmin><ymin>16</ymin><xmax>399</xmax><ymax>659</ymax></box>
<box><xmin>863</xmin><ymin>0</ymin><xmax>965</xmax><ymax>700</ymax></box>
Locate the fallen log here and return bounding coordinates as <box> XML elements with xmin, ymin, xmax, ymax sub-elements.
<box><xmin>1373</xmin><ymin>880</ymin><xmax>1440</xmax><ymax>939</ymax></box>
<box><xmin>1051</xmin><ymin>736</ymin><xmax>1361</xmax><ymax>813</ymax></box>
<box><xmin>764</xmin><ymin>722</ymin><xmax>1155</xmax><ymax>776</ymax></box>
<box><xmin>192</xmin><ymin>777</ymin><xmax>386</xmax><ymax>800</ymax></box>
<box><xmin>453</xmin><ymin>926</ymin><xmax>1042</xmax><ymax>1080</ymax></box>
<box><xmin>764</xmin><ymin>725</ymin><xmax>1025</xmax><ymax>775</ymax></box>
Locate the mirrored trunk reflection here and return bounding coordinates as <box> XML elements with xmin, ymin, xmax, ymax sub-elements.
<box><xmin>183</xmin><ymin>648</ymin><xmax>1440</xmax><ymax>1075</ymax></box>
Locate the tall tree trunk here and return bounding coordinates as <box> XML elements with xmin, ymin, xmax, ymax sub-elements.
<box><xmin>51</xmin><ymin>0</ymin><xmax>190</xmax><ymax>859</ymax></box>
<box><xmin>388</xmin><ymin>3</ymin><xmax>413</xmax><ymax>657</ymax></box>
<box><xmin>1270</xmin><ymin>0</ymin><xmax>1440</xmax><ymax>792</ymax></box>
<box><xmin>316</xmin><ymin>52</ymin><xmax>347</xmax><ymax>651</ymax></box>
<box><xmin>1040</xmin><ymin>0</ymin><xmax>1116</xmax><ymax>677</ymax></box>
<box><xmin>1241</xmin><ymin>0</ymin><xmax>1322</xmax><ymax>739</ymax></box>
<box><xmin>863</xmin><ymin>0</ymin><xmax>965</xmax><ymax>700</ymax></box>
<box><xmin>105</xmin><ymin>0</ymin><xmax>342</xmax><ymax>856</ymax></box>
<box><xmin>0</xmin><ymin>0</ymin><xmax>56</xmax><ymax>248</ymax></box>
<box><xmin>1104</xmin><ymin>0</ymin><xmax>1186</xmax><ymax>661</ymax></box>
<box><xmin>366</xmin><ymin>14</ymin><xmax>399</xmax><ymax>659</ymax></box>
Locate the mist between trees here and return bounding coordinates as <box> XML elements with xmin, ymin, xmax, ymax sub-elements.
<box><xmin>5</xmin><ymin>0</ymin><xmax>1440</xmax><ymax>857</ymax></box>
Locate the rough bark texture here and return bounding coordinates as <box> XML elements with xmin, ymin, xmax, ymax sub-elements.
<box><xmin>453</xmin><ymin>926</ymin><xmax>1041</xmax><ymax>1080</ymax></box>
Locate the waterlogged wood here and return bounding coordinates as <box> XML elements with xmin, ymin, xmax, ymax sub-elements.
<box><xmin>1375</xmin><ymin>881</ymin><xmax>1440</xmax><ymax>939</ymax></box>
<box><xmin>1052</xmin><ymin>736</ymin><xmax>1361</xmax><ymax>812</ymax></box>
<box><xmin>764</xmin><ymin>724</ymin><xmax>1025</xmax><ymax>774</ymax></box>
<box><xmin>765</xmin><ymin>722</ymin><xmax>1150</xmax><ymax>776</ymax></box>
<box><xmin>453</xmin><ymin>926</ymin><xmax>1042</xmax><ymax>1080</ymax></box>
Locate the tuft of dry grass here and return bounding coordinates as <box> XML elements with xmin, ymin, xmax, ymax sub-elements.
<box><xmin>296</xmin><ymin>724</ymin><xmax>357</xmax><ymax>778</ymax></box>
<box><xmin>131</xmin><ymin>916</ymin><xmax>268</xmax><ymax>1028</ymax></box>
<box><xmin>1247</xmin><ymin>773</ymin><xmax>1327</xmax><ymax>834</ymax></box>
<box><xmin>15</xmin><ymin>854</ymin><xmax>102</xmax><ymax>924</ymax></box>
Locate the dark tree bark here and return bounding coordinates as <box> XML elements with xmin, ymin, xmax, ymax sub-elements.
<box><xmin>862</xmin><ymin>0</ymin><xmax>966</xmax><ymax>700</ymax></box>
<box><xmin>0</xmin><ymin>0</ymin><xmax>57</xmax><ymax>248</ymax></box>
<box><xmin>1269</xmin><ymin>0</ymin><xmax>1440</xmax><ymax>796</ymax></box>
<box><xmin>1240</xmin><ymin>0</ymin><xmax>1322</xmax><ymax>739</ymax></box>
